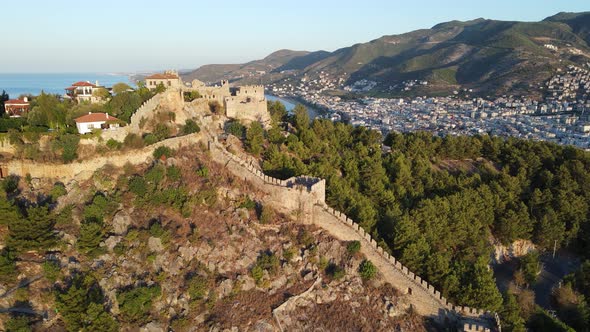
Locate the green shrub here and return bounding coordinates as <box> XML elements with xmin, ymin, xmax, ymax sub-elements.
<box><xmin>49</xmin><ymin>182</ymin><xmax>67</xmax><ymax>201</ymax></box>
<box><xmin>225</xmin><ymin>120</ymin><xmax>246</xmax><ymax>138</ymax></box>
<box><xmin>188</xmin><ymin>275</ymin><xmax>208</xmax><ymax>300</ymax></box>
<box><xmin>251</xmin><ymin>250</ymin><xmax>280</xmax><ymax>284</ymax></box>
<box><xmin>154</xmin><ymin>123</ymin><xmax>170</xmax><ymax>141</ymax></box>
<box><xmin>297</xmin><ymin>229</ymin><xmax>314</xmax><ymax>248</ymax></box>
<box><xmin>318</xmin><ymin>256</ymin><xmax>329</xmax><ymax>270</ymax></box>
<box><xmin>196</xmin><ymin>166</ymin><xmax>209</xmax><ymax>178</ymax></box>
<box><xmin>181</xmin><ymin>119</ymin><xmax>200</xmax><ymax>135</ymax></box>
<box><xmin>259</xmin><ymin>205</ymin><xmax>275</xmax><ymax>224</ymax></box>
<box><xmin>0</xmin><ymin>248</ymin><xmax>16</xmax><ymax>282</ymax></box>
<box><xmin>346</xmin><ymin>241</ymin><xmax>361</xmax><ymax>255</ymax></box>
<box><xmin>167</xmin><ymin>165</ymin><xmax>182</xmax><ymax>182</ymax></box>
<box><xmin>153</xmin><ymin>146</ymin><xmax>173</xmax><ymax>160</ymax></box>
<box><xmin>149</xmin><ymin>221</ymin><xmax>166</xmax><ymax>238</ymax></box>
<box><xmin>239</xmin><ymin>196</ymin><xmax>256</xmax><ymax>210</ymax></box>
<box><xmin>143</xmin><ymin>133</ymin><xmax>158</xmax><ymax>145</ymax></box>
<box><xmin>2</xmin><ymin>175</ymin><xmax>19</xmax><ymax>194</ymax></box>
<box><xmin>123</xmin><ymin>133</ymin><xmax>144</xmax><ymax>149</ymax></box>
<box><xmin>183</xmin><ymin>91</ymin><xmax>201</xmax><ymax>102</ymax></box>
<box><xmin>83</xmin><ymin>194</ymin><xmax>114</xmax><ymax>223</ymax></box>
<box><xmin>42</xmin><ymin>260</ymin><xmax>61</xmax><ymax>283</ymax></box>
<box><xmin>53</xmin><ymin>134</ymin><xmax>80</xmax><ymax>163</ymax></box>
<box><xmin>145</xmin><ymin>164</ymin><xmax>165</xmax><ymax>185</ymax></box>
<box><xmin>4</xmin><ymin>315</ymin><xmax>32</xmax><ymax>332</ymax></box>
<box><xmin>117</xmin><ymin>285</ymin><xmax>161</xmax><ymax>324</ymax></box>
<box><xmin>283</xmin><ymin>247</ymin><xmax>295</xmax><ymax>261</ymax></box>
<box><xmin>326</xmin><ymin>263</ymin><xmax>345</xmax><ymax>280</ymax></box>
<box><xmin>113</xmin><ymin>242</ymin><xmax>126</xmax><ymax>256</ymax></box>
<box><xmin>106</xmin><ymin>138</ymin><xmax>122</xmax><ymax>150</ymax></box>
<box><xmin>128</xmin><ymin>176</ymin><xmax>147</xmax><ymax>196</ymax></box>
<box><xmin>251</xmin><ymin>265</ymin><xmax>264</xmax><ymax>284</ymax></box>
<box><xmin>359</xmin><ymin>260</ymin><xmax>377</xmax><ymax>280</ymax></box>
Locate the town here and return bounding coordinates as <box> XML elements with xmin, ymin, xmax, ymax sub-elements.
<box><xmin>268</xmin><ymin>64</ymin><xmax>590</xmax><ymax>150</ymax></box>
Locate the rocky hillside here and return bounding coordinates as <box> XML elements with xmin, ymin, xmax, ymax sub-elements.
<box><xmin>182</xmin><ymin>12</ymin><xmax>590</xmax><ymax>98</ymax></box>
<box><xmin>182</xmin><ymin>50</ymin><xmax>310</xmax><ymax>84</ymax></box>
<box><xmin>0</xmin><ymin>144</ymin><xmax>426</xmax><ymax>331</ymax></box>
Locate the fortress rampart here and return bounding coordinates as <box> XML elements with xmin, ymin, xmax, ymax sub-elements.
<box><xmin>0</xmin><ymin>133</ymin><xmax>202</xmax><ymax>181</ymax></box>
<box><xmin>204</xmin><ymin>133</ymin><xmax>499</xmax><ymax>331</ymax></box>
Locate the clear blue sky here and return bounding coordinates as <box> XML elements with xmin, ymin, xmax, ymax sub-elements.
<box><xmin>1</xmin><ymin>0</ymin><xmax>588</xmax><ymax>73</ymax></box>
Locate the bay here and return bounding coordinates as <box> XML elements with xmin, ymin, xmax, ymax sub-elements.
<box><xmin>265</xmin><ymin>94</ymin><xmax>321</xmax><ymax>119</ymax></box>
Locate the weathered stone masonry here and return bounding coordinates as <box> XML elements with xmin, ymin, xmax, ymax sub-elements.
<box><xmin>206</xmin><ymin>135</ymin><xmax>499</xmax><ymax>331</ymax></box>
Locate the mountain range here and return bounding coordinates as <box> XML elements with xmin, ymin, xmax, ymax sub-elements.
<box><xmin>182</xmin><ymin>12</ymin><xmax>590</xmax><ymax>98</ymax></box>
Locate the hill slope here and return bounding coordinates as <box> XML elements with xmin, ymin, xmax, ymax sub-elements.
<box><xmin>182</xmin><ymin>12</ymin><xmax>590</xmax><ymax>97</ymax></box>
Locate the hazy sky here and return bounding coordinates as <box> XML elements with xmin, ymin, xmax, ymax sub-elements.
<box><xmin>1</xmin><ymin>0</ymin><xmax>588</xmax><ymax>73</ymax></box>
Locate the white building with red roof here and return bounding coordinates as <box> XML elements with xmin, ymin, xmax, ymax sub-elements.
<box><xmin>145</xmin><ymin>70</ymin><xmax>181</xmax><ymax>90</ymax></box>
<box><xmin>74</xmin><ymin>112</ymin><xmax>121</xmax><ymax>134</ymax></box>
<box><xmin>65</xmin><ymin>81</ymin><xmax>106</xmax><ymax>104</ymax></box>
<box><xmin>4</xmin><ymin>97</ymin><xmax>30</xmax><ymax>117</ymax></box>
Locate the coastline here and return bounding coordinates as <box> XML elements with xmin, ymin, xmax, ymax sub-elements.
<box><xmin>265</xmin><ymin>94</ymin><xmax>328</xmax><ymax>119</ymax></box>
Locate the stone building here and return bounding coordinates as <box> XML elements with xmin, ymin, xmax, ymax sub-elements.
<box><xmin>145</xmin><ymin>71</ymin><xmax>182</xmax><ymax>90</ymax></box>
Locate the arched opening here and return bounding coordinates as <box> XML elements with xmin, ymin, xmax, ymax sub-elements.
<box><xmin>408</xmin><ymin>287</ymin><xmax>413</xmax><ymax>295</ymax></box>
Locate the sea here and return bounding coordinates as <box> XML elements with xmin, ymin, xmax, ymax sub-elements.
<box><xmin>0</xmin><ymin>73</ymin><xmax>132</xmax><ymax>98</ymax></box>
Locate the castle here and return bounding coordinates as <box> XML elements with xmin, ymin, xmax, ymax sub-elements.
<box><xmin>187</xmin><ymin>78</ymin><xmax>270</xmax><ymax>125</ymax></box>
<box><xmin>144</xmin><ymin>71</ymin><xmax>270</xmax><ymax>126</ymax></box>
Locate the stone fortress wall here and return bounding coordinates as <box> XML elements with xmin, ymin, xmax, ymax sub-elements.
<box><xmin>185</xmin><ymin>79</ymin><xmax>270</xmax><ymax>126</ymax></box>
<box><xmin>205</xmin><ymin>135</ymin><xmax>499</xmax><ymax>331</ymax></box>
<box><xmin>0</xmin><ymin>133</ymin><xmax>202</xmax><ymax>181</ymax></box>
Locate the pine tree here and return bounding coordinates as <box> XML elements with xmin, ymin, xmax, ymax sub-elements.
<box><xmin>245</xmin><ymin>121</ymin><xmax>265</xmax><ymax>156</ymax></box>
<box><xmin>78</xmin><ymin>221</ymin><xmax>105</xmax><ymax>255</ymax></box>
<box><xmin>501</xmin><ymin>293</ymin><xmax>526</xmax><ymax>332</ymax></box>
<box><xmin>463</xmin><ymin>257</ymin><xmax>503</xmax><ymax>311</ymax></box>
<box><xmin>0</xmin><ymin>195</ymin><xmax>21</xmax><ymax>226</ymax></box>
<box><xmin>7</xmin><ymin>206</ymin><xmax>56</xmax><ymax>253</ymax></box>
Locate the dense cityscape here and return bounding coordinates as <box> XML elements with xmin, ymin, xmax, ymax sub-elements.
<box><xmin>269</xmin><ymin>64</ymin><xmax>590</xmax><ymax>150</ymax></box>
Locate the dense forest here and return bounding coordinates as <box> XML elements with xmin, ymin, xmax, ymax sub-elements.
<box><xmin>239</xmin><ymin>101</ymin><xmax>590</xmax><ymax>331</ymax></box>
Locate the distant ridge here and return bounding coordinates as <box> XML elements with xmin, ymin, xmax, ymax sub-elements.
<box><xmin>183</xmin><ymin>12</ymin><xmax>590</xmax><ymax>98</ymax></box>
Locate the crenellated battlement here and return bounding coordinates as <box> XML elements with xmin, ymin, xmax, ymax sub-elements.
<box><xmin>205</xmin><ymin>133</ymin><xmax>500</xmax><ymax>331</ymax></box>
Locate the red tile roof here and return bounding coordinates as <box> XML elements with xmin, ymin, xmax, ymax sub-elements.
<box><xmin>71</xmin><ymin>81</ymin><xmax>96</xmax><ymax>87</ymax></box>
<box><xmin>5</xmin><ymin>99</ymin><xmax>29</xmax><ymax>105</ymax></box>
<box><xmin>75</xmin><ymin>112</ymin><xmax>120</xmax><ymax>123</ymax></box>
<box><xmin>146</xmin><ymin>73</ymin><xmax>179</xmax><ymax>79</ymax></box>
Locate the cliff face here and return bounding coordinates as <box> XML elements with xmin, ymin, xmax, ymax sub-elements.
<box><xmin>492</xmin><ymin>239</ymin><xmax>537</xmax><ymax>264</ymax></box>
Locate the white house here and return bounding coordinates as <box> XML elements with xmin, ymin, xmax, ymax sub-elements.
<box><xmin>74</xmin><ymin>112</ymin><xmax>121</xmax><ymax>134</ymax></box>
<box><xmin>65</xmin><ymin>81</ymin><xmax>106</xmax><ymax>104</ymax></box>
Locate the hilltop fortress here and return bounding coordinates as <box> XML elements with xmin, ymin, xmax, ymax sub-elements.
<box><xmin>188</xmin><ymin>78</ymin><xmax>271</xmax><ymax>126</ymax></box>
<box><xmin>145</xmin><ymin>71</ymin><xmax>271</xmax><ymax>126</ymax></box>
